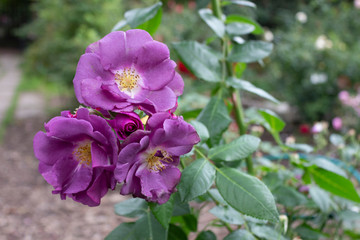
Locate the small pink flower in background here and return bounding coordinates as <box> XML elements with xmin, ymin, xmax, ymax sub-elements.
<box><xmin>338</xmin><ymin>90</ymin><xmax>350</xmax><ymax>102</ymax></box>
<box><xmin>299</xmin><ymin>185</ymin><xmax>309</xmax><ymax>193</ymax></box>
<box><xmin>338</xmin><ymin>90</ymin><xmax>360</xmax><ymax>116</ymax></box>
<box><xmin>355</xmin><ymin>0</ymin><xmax>360</xmax><ymax>9</ymax></box>
<box><xmin>311</xmin><ymin>122</ymin><xmax>323</xmax><ymax>134</ymax></box>
<box><xmin>332</xmin><ymin>117</ymin><xmax>342</xmax><ymax>131</ymax></box>
<box><xmin>188</xmin><ymin>1</ymin><xmax>196</xmax><ymax>10</ymax></box>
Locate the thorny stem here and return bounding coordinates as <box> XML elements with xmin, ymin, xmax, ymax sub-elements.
<box><xmin>211</xmin><ymin>0</ymin><xmax>254</xmax><ymax>175</ymax></box>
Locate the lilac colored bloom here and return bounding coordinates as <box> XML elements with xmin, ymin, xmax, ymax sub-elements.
<box><xmin>338</xmin><ymin>90</ymin><xmax>349</xmax><ymax>102</ymax></box>
<box><xmin>73</xmin><ymin>29</ymin><xmax>184</xmax><ymax>114</ymax></box>
<box><xmin>332</xmin><ymin>117</ymin><xmax>342</xmax><ymax>131</ymax></box>
<box><xmin>298</xmin><ymin>185</ymin><xmax>309</xmax><ymax>193</ymax></box>
<box><xmin>115</xmin><ymin>112</ymin><xmax>200</xmax><ymax>204</ymax></box>
<box><xmin>33</xmin><ymin>108</ymin><xmax>118</xmax><ymax>206</ymax></box>
<box><xmin>107</xmin><ymin>112</ymin><xmax>144</xmax><ymax>140</ymax></box>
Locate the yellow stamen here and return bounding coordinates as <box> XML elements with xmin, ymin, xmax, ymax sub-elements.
<box><xmin>115</xmin><ymin>68</ymin><xmax>140</xmax><ymax>92</ymax></box>
<box><xmin>146</xmin><ymin>149</ymin><xmax>173</xmax><ymax>172</ymax></box>
<box><xmin>73</xmin><ymin>142</ymin><xmax>92</xmax><ymax>166</ymax></box>
<box><xmin>141</xmin><ymin>115</ymin><xmax>149</xmax><ymax>125</ymax></box>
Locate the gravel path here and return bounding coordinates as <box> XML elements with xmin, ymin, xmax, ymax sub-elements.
<box><xmin>0</xmin><ymin>49</ymin><xmax>22</xmax><ymax>124</ymax></box>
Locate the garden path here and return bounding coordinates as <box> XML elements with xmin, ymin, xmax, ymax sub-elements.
<box><xmin>0</xmin><ymin>49</ymin><xmax>21</xmax><ymax>124</ymax></box>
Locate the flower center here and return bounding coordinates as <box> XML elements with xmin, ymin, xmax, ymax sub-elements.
<box><xmin>73</xmin><ymin>141</ymin><xmax>92</xmax><ymax>166</ymax></box>
<box><xmin>115</xmin><ymin>68</ymin><xmax>140</xmax><ymax>92</ymax></box>
<box><xmin>146</xmin><ymin>149</ymin><xmax>173</xmax><ymax>172</ymax></box>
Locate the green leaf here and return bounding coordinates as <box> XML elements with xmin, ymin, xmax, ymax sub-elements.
<box><xmin>342</xmin><ymin>210</ymin><xmax>360</xmax><ymax>221</ymax></box>
<box><xmin>224</xmin><ymin>229</ymin><xmax>255</xmax><ymax>240</ymax></box>
<box><xmin>208</xmin><ymin>188</ymin><xmax>227</xmax><ymax>204</ymax></box>
<box><xmin>172</xmin><ymin>41</ymin><xmax>221</xmax><ymax>82</ymax></box>
<box><xmin>106</xmin><ymin>211</ymin><xmax>167</xmax><ymax>240</ymax></box>
<box><xmin>272</xmin><ymin>186</ymin><xmax>308</xmax><ymax>208</ymax></box>
<box><xmin>223</xmin><ymin>0</ymin><xmax>256</xmax><ymax>8</ymax></box>
<box><xmin>149</xmin><ymin>195</ymin><xmax>175</xmax><ymax>229</ymax></box>
<box><xmin>258</xmin><ymin>109</ymin><xmax>285</xmax><ymax>132</ymax></box>
<box><xmin>251</xmin><ymin>225</ymin><xmax>286</xmax><ymax>240</ymax></box>
<box><xmin>309</xmin><ymin>185</ymin><xmax>337</xmax><ymax>212</ymax></box>
<box><xmin>199</xmin><ymin>8</ymin><xmax>225</xmax><ymax>37</ymax></box>
<box><xmin>312</xmin><ymin>158</ymin><xmax>347</xmax><ymax>177</ymax></box>
<box><xmin>226</xmin><ymin>15</ymin><xmax>263</xmax><ymax>34</ymax></box>
<box><xmin>228</xmin><ymin>40</ymin><xmax>273</xmax><ymax>63</ymax></box>
<box><xmin>178</xmin><ymin>158</ymin><xmax>216</xmax><ymax>202</ymax></box>
<box><xmin>330</xmin><ymin>133</ymin><xmax>345</xmax><ymax>146</ymax></box>
<box><xmin>295</xmin><ymin>224</ymin><xmax>328</xmax><ymax>240</ymax></box>
<box><xmin>309</xmin><ymin>167</ymin><xmax>360</xmax><ymax>203</ymax></box>
<box><xmin>286</xmin><ymin>143</ymin><xmax>314</xmax><ymax>153</ymax></box>
<box><xmin>172</xmin><ymin>193</ymin><xmax>191</xmax><ymax>216</ymax></box>
<box><xmin>114</xmin><ymin>198</ymin><xmax>147</xmax><ymax>218</ymax></box>
<box><xmin>197</xmin><ymin>97</ymin><xmax>232</xmax><ymax>146</ymax></box>
<box><xmin>227</xmin><ymin>77</ymin><xmax>279</xmax><ymax>103</ymax></box>
<box><xmin>196</xmin><ymin>230</ymin><xmax>217</xmax><ymax>240</ymax></box>
<box><xmin>226</xmin><ymin>22</ymin><xmax>255</xmax><ymax>36</ymax></box>
<box><xmin>209</xmin><ymin>135</ymin><xmax>260</xmax><ymax>161</ymax></box>
<box><xmin>234</xmin><ymin>62</ymin><xmax>247</xmax><ymax>78</ymax></box>
<box><xmin>125</xmin><ymin>2</ymin><xmax>162</xmax><ymax>28</ymax></box>
<box><xmin>209</xmin><ymin>205</ymin><xmax>245</xmax><ymax>225</ymax></box>
<box><xmin>233</xmin><ymin>36</ymin><xmax>245</xmax><ymax>44</ymax></box>
<box><xmin>134</xmin><ymin>211</ymin><xmax>168</xmax><ymax>240</ymax></box>
<box><xmin>137</xmin><ymin>7</ymin><xmax>162</xmax><ymax>36</ymax></box>
<box><xmin>112</xmin><ymin>20</ymin><xmax>127</xmax><ymax>32</ymax></box>
<box><xmin>216</xmin><ymin>167</ymin><xmax>279</xmax><ymax>222</ymax></box>
<box><xmin>190</xmin><ymin>120</ymin><xmax>210</xmax><ymax>142</ymax></box>
<box><xmin>105</xmin><ymin>222</ymin><xmax>136</xmax><ymax>240</ymax></box>
<box><xmin>182</xmin><ymin>214</ymin><xmax>198</xmax><ymax>232</ymax></box>
<box><xmin>168</xmin><ymin>224</ymin><xmax>188</xmax><ymax>240</ymax></box>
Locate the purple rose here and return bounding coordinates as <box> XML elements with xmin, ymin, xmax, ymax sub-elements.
<box><xmin>115</xmin><ymin>112</ymin><xmax>200</xmax><ymax>204</ymax></box>
<box><xmin>33</xmin><ymin>108</ymin><xmax>118</xmax><ymax>206</ymax></box>
<box><xmin>107</xmin><ymin>112</ymin><xmax>144</xmax><ymax>140</ymax></box>
<box><xmin>73</xmin><ymin>29</ymin><xmax>184</xmax><ymax>114</ymax></box>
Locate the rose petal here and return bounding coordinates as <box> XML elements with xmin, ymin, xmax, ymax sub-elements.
<box><xmin>167</xmin><ymin>72</ymin><xmax>184</xmax><ymax>97</ymax></box>
<box><xmin>136</xmin><ymin>41</ymin><xmax>170</xmax><ymax>70</ymax></box>
<box><xmin>145</xmin><ymin>86</ymin><xmax>176</xmax><ymax>112</ymax></box>
<box><xmin>125</xmin><ymin>29</ymin><xmax>153</xmax><ymax>64</ymax></box>
<box><xmin>73</xmin><ymin>53</ymin><xmax>113</xmax><ymax>103</ymax></box>
<box><xmin>98</xmin><ymin>31</ymin><xmax>127</xmax><ymax>70</ymax></box>
<box><xmin>139</xmin><ymin>59</ymin><xmax>176</xmax><ymax>90</ymax></box>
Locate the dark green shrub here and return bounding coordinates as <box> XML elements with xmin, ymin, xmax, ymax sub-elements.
<box><xmin>19</xmin><ymin>0</ymin><xmax>123</xmax><ymax>85</ymax></box>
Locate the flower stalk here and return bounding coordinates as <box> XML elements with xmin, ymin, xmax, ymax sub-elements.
<box><xmin>211</xmin><ymin>0</ymin><xmax>254</xmax><ymax>175</ymax></box>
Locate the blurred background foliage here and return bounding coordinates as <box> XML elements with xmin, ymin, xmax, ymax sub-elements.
<box><xmin>248</xmin><ymin>0</ymin><xmax>360</xmax><ymax>123</ymax></box>
<box><xmin>1</xmin><ymin>0</ymin><xmax>360</xmax><ymax>124</ymax></box>
<box><xmin>16</xmin><ymin>0</ymin><xmax>124</xmax><ymax>85</ymax></box>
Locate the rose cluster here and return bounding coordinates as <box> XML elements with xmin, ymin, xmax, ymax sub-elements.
<box><xmin>33</xmin><ymin>30</ymin><xmax>200</xmax><ymax>206</ymax></box>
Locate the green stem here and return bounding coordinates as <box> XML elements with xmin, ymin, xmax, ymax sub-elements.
<box><xmin>210</xmin><ymin>0</ymin><xmax>253</xmax><ymax>175</ymax></box>
<box><xmin>231</xmin><ymin>89</ymin><xmax>246</xmax><ymax>135</ymax></box>
<box><xmin>211</xmin><ymin>0</ymin><xmax>222</xmax><ymax>18</ymax></box>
